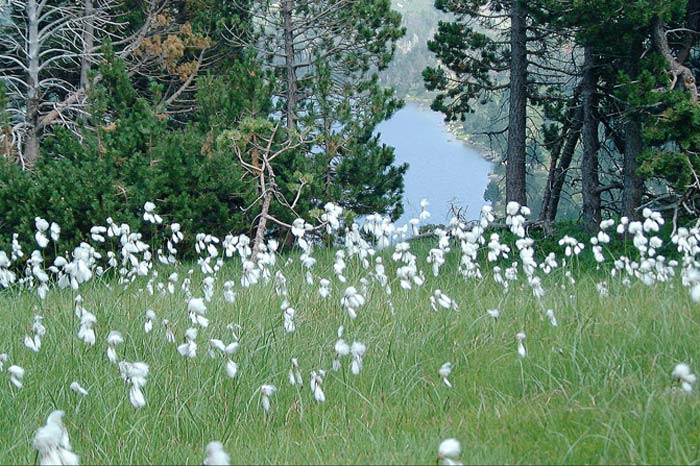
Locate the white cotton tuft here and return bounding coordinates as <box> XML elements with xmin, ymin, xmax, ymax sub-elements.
<box><xmin>69</xmin><ymin>381</ymin><xmax>88</xmax><ymax>396</ymax></box>
<box><xmin>203</xmin><ymin>441</ymin><xmax>230</xmax><ymax>466</ymax></box>
<box><xmin>33</xmin><ymin>410</ymin><xmax>79</xmax><ymax>466</ymax></box>
<box><xmin>225</xmin><ymin>360</ymin><xmax>238</xmax><ymax>379</ymax></box>
<box><xmin>438</xmin><ymin>438</ymin><xmax>462</xmax><ymax>465</ymax></box>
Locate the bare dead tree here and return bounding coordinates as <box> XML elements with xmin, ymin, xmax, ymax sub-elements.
<box><xmin>0</xmin><ymin>0</ymin><xmax>215</xmax><ymax>165</ymax></box>
<box><xmin>224</xmin><ymin>118</ymin><xmax>315</xmax><ymax>258</ymax></box>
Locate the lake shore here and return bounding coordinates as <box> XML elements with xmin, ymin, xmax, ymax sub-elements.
<box><xmin>402</xmin><ymin>96</ymin><xmax>500</xmax><ymax>163</ymax></box>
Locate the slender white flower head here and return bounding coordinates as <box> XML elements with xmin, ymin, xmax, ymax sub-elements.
<box><xmin>319</xmin><ymin>278</ymin><xmax>331</xmax><ymax>298</ymax></box>
<box><xmin>203</xmin><ymin>441</ymin><xmax>230</xmax><ymax>466</ymax></box>
<box><xmin>188</xmin><ymin>298</ymin><xmax>209</xmax><ymax>328</ymax></box>
<box><xmin>310</xmin><ymin>370</ymin><xmax>326</xmax><ymax>402</ymax></box>
<box><xmin>350</xmin><ymin>341</ymin><xmax>366</xmax><ymax>375</ymax></box>
<box><xmin>545</xmin><ymin>309</ymin><xmax>558</xmax><ymax>327</ymax></box>
<box><xmin>77</xmin><ymin>312</ymin><xmax>97</xmax><ymax>346</ymax></box>
<box><xmin>144</xmin><ymin>309</ymin><xmax>156</xmax><ymax>333</ymax></box>
<box><xmin>341</xmin><ymin>286</ymin><xmax>365</xmax><ymax>320</ymax></box>
<box><xmin>516</xmin><ymin>332</ymin><xmax>527</xmax><ymax>358</ymax></box>
<box><xmin>178</xmin><ymin>328</ymin><xmax>198</xmax><ymax>358</ymax></box>
<box><xmin>225</xmin><ymin>360</ymin><xmax>239</xmax><ymax>379</ymax></box>
<box><xmin>143</xmin><ymin>201</ymin><xmax>163</xmax><ymax>224</ymax></box>
<box><xmin>288</xmin><ymin>358</ymin><xmax>303</xmax><ymax>386</ymax></box>
<box><xmin>283</xmin><ymin>307</ymin><xmax>296</xmax><ymax>333</ymax></box>
<box><xmin>260</xmin><ymin>384</ymin><xmax>277</xmax><ymax>413</ymax></box>
<box><xmin>439</xmin><ymin>362</ymin><xmax>453</xmax><ymax>388</ymax></box>
<box><xmin>106</xmin><ymin>330</ymin><xmax>124</xmax><ymax>364</ymax></box>
<box><xmin>486</xmin><ymin>309</ymin><xmax>500</xmax><ymax>319</ymax></box>
<box><xmin>8</xmin><ymin>365</ymin><xmax>25</xmax><ymax>388</ymax></box>
<box><xmin>24</xmin><ymin>334</ymin><xmax>41</xmax><ymax>353</ymax></box>
<box><xmin>119</xmin><ymin>361</ymin><xmax>149</xmax><ymax>409</ymax></box>
<box><xmin>438</xmin><ymin>438</ymin><xmax>462</xmax><ymax>465</ymax></box>
<box><xmin>70</xmin><ymin>382</ymin><xmax>88</xmax><ymax>396</ymax></box>
<box><xmin>33</xmin><ymin>410</ymin><xmax>79</xmax><ymax>466</ymax></box>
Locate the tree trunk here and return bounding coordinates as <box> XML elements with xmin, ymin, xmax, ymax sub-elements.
<box><xmin>540</xmin><ymin>86</ymin><xmax>583</xmax><ymax>228</ymax></box>
<box><xmin>80</xmin><ymin>0</ymin><xmax>95</xmax><ymax>92</ymax></box>
<box><xmin>622</xmin><ymin>40</ymin><xmax>644</xmax><ymax>219</ymax></box>
<box><xmin>282</xmin><ymin>0</ymin><xmax>298</xmax><ymax>131</ymax></box>
<box><xmin>24</xmin><ymin>0</ymin><xmax>41</xmax><ymax>165</ymax></box>
<box><xmin>252</xmin><ymin>188</ymin><xmax>272</xmax><ymax>262</ymax></box>
<box><xmin>581</xmin><ymin>46</ymin><xmax>601</xmax><ymax>233</ymax></box>
<box><xmin>622</xmin><ymin>116</ymin><xmax>644</xmax><ymax>219</ymax></box>
<box><xmin>505</xmin><ymin>0</ymin><xmax>528</xmax><ymax>207</ymax></box>
<box><xmin>546</xmin><ymin>106</ymin><xmax>583</xmax><ymax>225</ymax></box>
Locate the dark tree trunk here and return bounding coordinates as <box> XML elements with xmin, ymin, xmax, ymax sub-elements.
<box><xmin>622</xmin><ymin>116</ymin><xmax>644</xmax><ymax>219</ymax></box>
<box><xmin>539</xmin><ymin>86</ymin><xmax>582</xmax><ymax>227</ymax></box>
<box><xmin>581</xmin><ymin>46</ymin><xmax>601</xmax><ymax>233</ymax></box>
<box><xmin>506</xmin><ymin>0</ymin><xmax>528</xmax><ymax>207</ymax></box>
<box><xmin>622</xmin><ymin>40</ymin><xmax>644</xmax><ymax>219</ymax></box>
<box><xmin>546</xmin><ymin>107</ymin><xmax>583</xmax><ymax>225</ymax></box>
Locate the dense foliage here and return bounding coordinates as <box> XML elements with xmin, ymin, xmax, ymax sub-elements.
<box><xmin>0</xmin><ymin>0</ymin><xmax>407</xmax><ymax>254</ymax></box>
<box><xmin>424</xmin><ymin>0</ymin><xmax>700</xmax><ymax>231</ymax></box>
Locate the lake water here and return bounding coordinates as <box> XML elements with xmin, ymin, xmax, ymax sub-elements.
<box><xmin>375</xmin><ymin>102</ymin><xmax>494</xmax><ymax>227</ymax></box>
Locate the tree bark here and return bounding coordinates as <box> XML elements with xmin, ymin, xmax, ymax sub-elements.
<box><xmin>622</xmin><ymin>40</ymin><xmax>644</xmax><ymax>219</ymax></box>
<box><xmin>539</xmin><ymin>85</ymin><xmax>583</xmax><ymax>227</ymax></box>
<box><xmin>80</xmin><ymin>0</ymin><xmax>95</xmax><ymax>92</ymax></box>
<box><xmin>505</xmin><ymin>0</ymin><xmax>528</xmax><ymax>207</ymax></box>
<box><xmin>546</xmin><ymin>107</ymin><xmax>583</xmax><ymax>225</ymax></box>
<box><xmin>282</xmin><ymin>0</ymin><xmax>298</xmax><ymax>130</ymax></box>
<box><xmin>24</xmin><ymin>0</ymin><xmax>41</xmax><ymax>165</ymax></box>
<box><xmin>581</xmin><ymin>46</ymin><xmax>601</xmax><ymax>233</ymax></box>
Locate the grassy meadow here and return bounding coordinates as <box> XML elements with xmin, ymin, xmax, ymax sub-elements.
<box><xmin>1</xmin><ymin>224</ymin><xmax>700</xmax><ymax>464</ymax></box>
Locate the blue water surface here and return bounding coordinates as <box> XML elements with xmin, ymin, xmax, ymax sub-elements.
<box><xmin>375</xmin><ymin>102</ymin><xmax>493</xmax><ymax>226</ymax></box>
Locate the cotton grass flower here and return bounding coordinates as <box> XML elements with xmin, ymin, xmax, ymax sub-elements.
<box><xmin>288</xmin><ymin>358</ymin><xmax>303</xmax><ymax>386</ymax></box>
<box><xmin>225</xmin><ymin>360</ymin><xmax>239</xmax><ymax>379</ymax></box>
<box><xmin>430</xmin><ymin>289</ymin><xmax>458</xmax><ymax>311</ymax></box>
<box><xmin>223</xmin><ymin>281</ymin><xmax>236</xmax><ymax>303</ymax></box>
<box><xmin>438</xmin><ymin>438</ymin><xmax>462</xmax><ymax>465</ymax></box>
<box><xmin>77</xmin><ymin>311</ymin><xmax>96</xmax><ymax>346</ymax></box>
<box><xmin>545</xmin><ymin>309</ymin><xmax>558</xmax><ymax>327</ymax></box>
<box><xmin>143</xmin><ymin>201</ymin><xmax>162</xmax><ymax>224</ymax></box>
<box><xmin>310</xmin><ymin>370</ymin><xmax>326</xmax><ymax>402</ymax></box>
<box><xmin>144</xmin><ymin>309</ymin><xmax>156</xmax><ymax>333</ymax></box>
<box><xmin>33</xmin><ymin>410</ymin><xmax>79</xmax><ymax>466</ymax></box>
<box><xmin>178</xmin><ymin>328</ymin><xmax>198</xmax><ymax>358</ymax></box>
<box><xmin>8</xmin><ymin>364</ymin><xmax>25</xmax><ymax>388</ymax></box>
<box><xmin>350</xmin><ymin>341</ymin><xmax>366</xmax><ymax>375</ymax></box>
<box><xmin>119</xmin><ymin>361</ymin><xmax>149</xmax><ymax>409</ymax></box>
<box><xmin>203</xmin><ymin>441</ymin><xmax>230</xmax><ymax>466</ymax></box>
<box><xmin>260</xmin><ymin>384</ymin><xmax>277</xmax><ymax>414</ymax></box>
<box><xmin>672</xmin><ymin>363</ymin><xmax>697</xmax><ymax>393</ymax></box>
<box><xmin>283</xmin><ymin>307</ymin><xmax>296</xmax><ymax>333</ymax></box>
<box><xmin>24</xmin><ymin>333</ymin><xmax>41</xmax><ymax>353</ymax></box>
<box><xmin>69</xmin><ymin>381</ymin><xmax>88</xmax><ymax>396</ymax></box>
<box><xmin>35</xmin><ymin>217</ymin><xmax>50</xmax><ymax>248</ymax></box>
<box><xmin>341</xmin><ymin>286</ymin><xmax>365</xmax><ymax>320</ymax></box>
<box><xmin>516</xmin><ymin>332</ymin><xmax>527</xmax><ymax>358</ymax></box>
<box><xmin>486</xmin><ymin>308</ymin><xmax>500</xmax><ymax>320</ymax></box>
<box><xmin>187</xmin><ymin>297</ymin><xmax>209</xmax><ymax>328</ymax></box>
<box><xmin>319</xmin><ymin>278</ymin><xmax>331</xmax><ymax>298</ymax></box>
<box><xmin>106</xmin><ymin>330</ymin><xmax>124</xmax><ymax>364</ymax></box>
<box><xmin>439</xmin><ymin>362</ymin><xmax>453</xmax><ymax>388</ymax></box>
<box><xmin>333</xmin><ymin>337</ymin><xmax>350</xmax><ymax>371</ymax></box>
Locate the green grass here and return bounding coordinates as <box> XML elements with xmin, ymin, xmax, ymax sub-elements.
<box><xmin>1</xmin><ymin>240</ymin><xmax>699</xmax><ymax>464</ymax></box>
